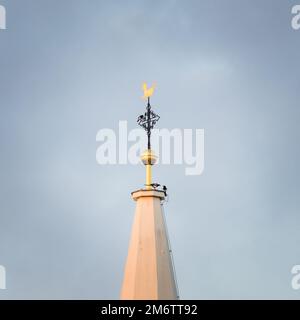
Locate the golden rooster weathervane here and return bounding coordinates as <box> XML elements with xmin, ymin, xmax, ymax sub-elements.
<box><xmin>142</xmin><ymin>82</ymin><xmax>156</xmax><ymax>100</ymax></box>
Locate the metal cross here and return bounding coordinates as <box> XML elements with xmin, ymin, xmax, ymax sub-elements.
<box><xmin>137</xmin><ymin>97</ymin><xmax>160</xmax><ymax>150</ymax></box>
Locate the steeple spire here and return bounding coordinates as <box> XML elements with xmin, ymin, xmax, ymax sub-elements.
<box><xmin>120</xmin><ymin>84</ymin><xmax>179</xmax><ymax>300</ymax></box>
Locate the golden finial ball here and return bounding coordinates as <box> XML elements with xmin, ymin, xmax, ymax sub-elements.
<box><xmin>141</xmin><ymin>149</ymin><xmax>157</xmax><ymax>165</ymax></box>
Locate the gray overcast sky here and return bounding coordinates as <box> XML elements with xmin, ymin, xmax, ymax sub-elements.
<box><xmin>0</xmin><ymin>0</ymin><xmax>299</xmax><ymax>299</ymax></box>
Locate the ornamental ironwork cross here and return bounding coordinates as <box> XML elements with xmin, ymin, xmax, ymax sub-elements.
<box><xmin>137</xmin><ymin>97</ymin><xmax>160</xmax><ymax>150</ymax></box>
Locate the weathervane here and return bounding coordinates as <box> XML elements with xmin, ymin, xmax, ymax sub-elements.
<box><xmin>137</xmin><ymin>83</ymin><xmax>160</xmax><ymax>189</ymax></box>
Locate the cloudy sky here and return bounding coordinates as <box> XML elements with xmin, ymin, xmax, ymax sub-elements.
<box><xmin>0</xmin><ymin>0</ymin><xmax>299</xmax><ymax>299</ymax></box>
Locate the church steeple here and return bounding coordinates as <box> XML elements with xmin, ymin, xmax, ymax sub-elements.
<box><xmin>120</xmin><ymin>84</ymin><xmax>179</xmax><ymax>300</ymax></box>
